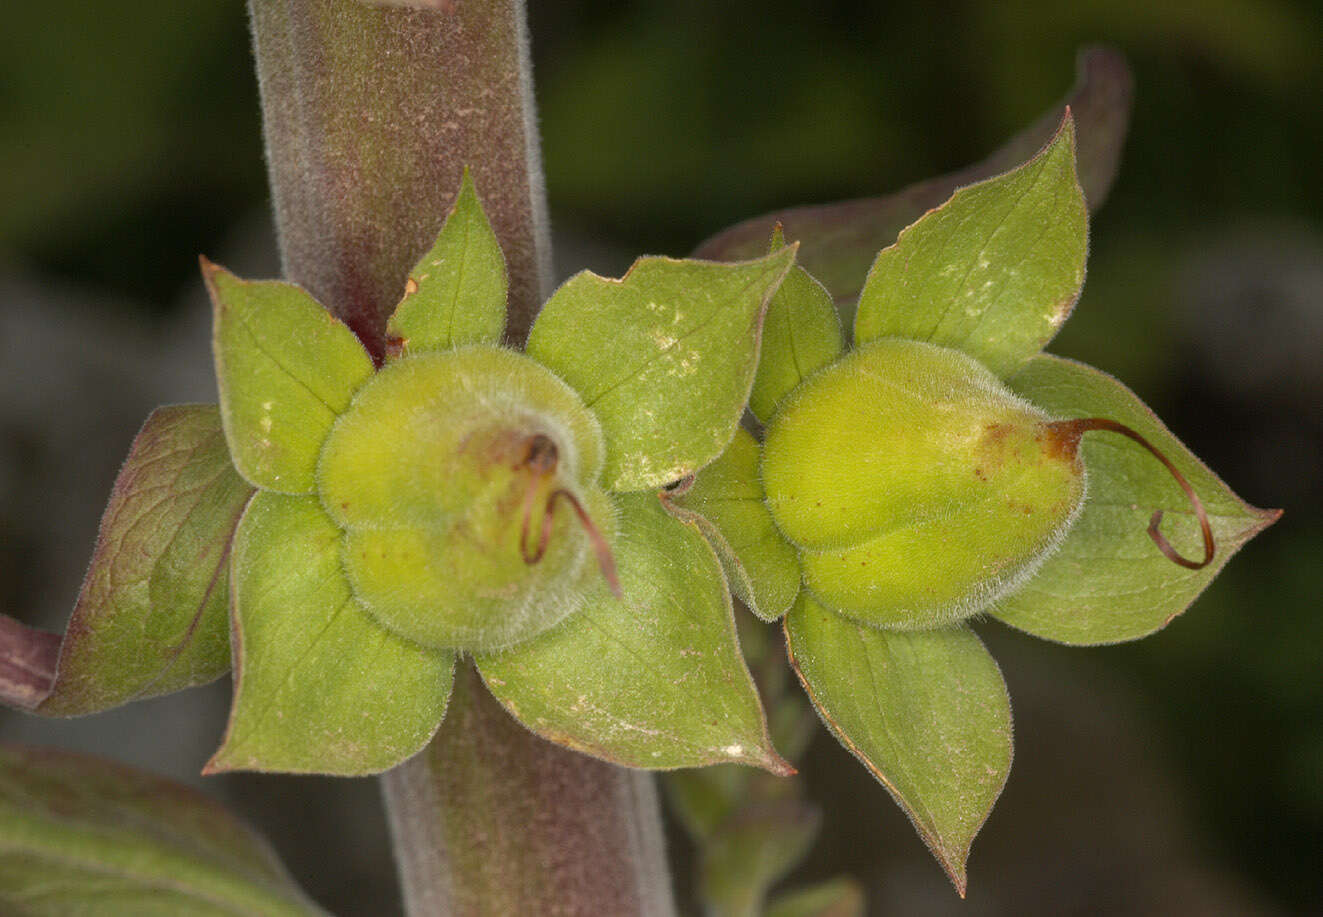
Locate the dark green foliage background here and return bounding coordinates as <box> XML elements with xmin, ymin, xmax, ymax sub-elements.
<box><xmin>1</xmin><ymin>1</ymin><xmax>1319</xmax><ymax>913</ymax></box>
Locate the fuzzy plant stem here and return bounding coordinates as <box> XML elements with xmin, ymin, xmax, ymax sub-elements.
<box><xmin>246</xmin><ymin>1</ymin><xmax>676</xmax><ymax>913</ymax></box>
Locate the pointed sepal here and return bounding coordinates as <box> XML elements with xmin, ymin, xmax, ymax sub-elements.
<box><xmin>785</xmin><ymin>593</ymin><xmax>1013</xmax><ymax>896</ymax></box>
<box><xmin>853</xmin><ymin>113</ymin><xmax>1088</xmax><ymax>378</ymax></box>
<box><xmin>994</xmin><ymin>354</ymin><xmax>1280</xmax><ymax>644</ymax></box>
<box><xmin>386</xmin><ymin>167</ymin><xmax>508</xmax><ymax>355</ymax></box>
<box><xmin>476</xmin><ymin>493</ymin><xmax>789</xmax><ymax>773</ymax></box>
<box><xmin>205</xmin><ymin>259</ymin><xmax>374</xmax><ymax>493</ymax></box>
<box><xmin>749</xmin><ymin>226</ymin><xmax>843</xmax><ymax>423</ymax></box>
<box><xmin>666</xmin><ymin>427</ymin><xmax>801</xmax><ymax>622</ymax></box>
<box><xmin>526</xmin><ymin>248</ymin><xmax>796</xmax><ymax>491</ymax></box>
<box><xmin>206</xmin><ymin>492</ymin><xmax>454</xmax><ymax>776</ymax></box>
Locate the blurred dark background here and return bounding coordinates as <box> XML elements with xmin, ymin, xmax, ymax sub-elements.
<box><xmin>1</xmin><ymin>1</ymin><xmax>1319</xmax><ymax>914</ymax></box>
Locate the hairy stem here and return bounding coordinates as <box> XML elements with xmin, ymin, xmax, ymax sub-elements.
<box><xmin>248</xmin><ymin>0</ymin><xmax>551</xmax><ymax>356</ymax></box>
<box><xmin>246</xmin><ymin>1</ymin><xmax>675</xmax><ymax>912</ymax></box>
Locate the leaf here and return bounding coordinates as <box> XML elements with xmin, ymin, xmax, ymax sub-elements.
<box><xmin>0</xmin><ymin>617</ymin><xmax>59</xmax><ymax>711</ymax></box>
<box><xmin>0</xmin><ymin>744</ymin><xmax>326</xmax><ymax>916</ymax></box>
<box><xmin>204</xmin><ymin>259</ymin><xmax>374</xmax><ymax>493</ymax></box>
<box><xmin>475</xmin><ymin>493</ymin><xmax>789</xmax><ymax>773</ymax></box>
<box><xmin>785</xmin><ymin>593</ymin><xmax>1013</xmax><ymax>896</ymax></box>
<box><xmin>700</xmin><ymin>801</ymin><xmax>821</xmax><ymax>917</ymax></box>
<box><xmin>386</xmin><ymin>167</ymin><xmax>508</xmax><ymax>355</ymax></box>
<box><xmin>766</xmin><ymin>878</ymin><xmax>866</xmax><ymax>917</ymax></box>
<box><xmin>853</xmin><ymin>113</ymin><xmax>1088</xmax><ymax>378</ymax></box>
<box><xmin>37</xmin><ymin>406</ymin><xmax>253</xmax><ymax>717</ymax></box>
<box><xmin>994</xmin><ymin>354</ymin><xmax>1280</xmax><ymax>644</ymax></box>
<box><xmin>207</xmin><ymin>492</ymin><xmax>454</xmax><ymax>776</ymax></box>
<box><xmin>691</xmin><ymin>46</ymin><xmax>1132</xmax><ymax>306</ymax></box>
<box><xmin>526</xmin><ymin>248</ymin><xmax>796</xmax><ymax>491</ymax></box>
<box><xmin>749</xmin><ymin>228</ymin><xmax>844</xmax><ymax>423</ymax></box>
<box><xmin>667</xmin><ymin>427</ymin><xmax>801</xmax><ymax>622</ymax></box>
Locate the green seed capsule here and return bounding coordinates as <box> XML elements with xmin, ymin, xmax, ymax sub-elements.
<box><xmin>317</xmin><ymin>345</ymin><xmax>614</xmax><ymax>651</ymax></box>
<box><xmin>762</xmin><ymin>339</ymin><xmax>1086</xmax><ymax>630</ymax></box>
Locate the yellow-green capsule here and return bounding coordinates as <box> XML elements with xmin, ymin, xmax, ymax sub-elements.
<box><xmin>762</xmin><ymin>338</ymin><xmax>1214</xmax><ymax>631</ymax></box>
<box><xmin>762</xmin><ymin>339</ymin><xmax>1086</xmax><ymax>630</ymax></box>
<box><xmin>317</xmin><ymin>345</ymin><xmax>616</xmax><ymax>651</ymax></box>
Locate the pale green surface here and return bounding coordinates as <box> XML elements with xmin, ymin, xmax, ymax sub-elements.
<box><xmin>385</xmin><ymin>168</ymin><xmax>507</xmax><ymax>354</ymax></box>
<box><xmin>317</xmin><ymin>346</ymin><xmax>608</xmax><ymax>650</ymax></box>
<box><xmin>785</xmin><ymin>593</ymin><xmax>1012</xmax><ymax>895</ymax></box>
<box><xmin>0</xmin><ymin>745</ymin><xmax>325</xmax><ymax>916</ymax></box>
<box><xmin>664</xmin><ymin>764</ymin><xmax>747</xmax><ymax>843</ymax></box>
<box><xmin>749</xmin><ymin>231</ymin><xmax>843</xmax><ymax>423</ymax></box>
<box><xmin>762</xmin><ymin>340</ymin><xmax>1082</xmax><ymax>629</ymax></box>
<box><xmin>476</xmin><ymin>493</ymin><xmax>786</xmax><ymax>772</ymax></box>
<box><xmin>526</xmin><ymin>248</ymin><xmax>795</xmax><ymax>491</ymax></box>
<box><xmin>40</xmin><ymin>406</ymin><xmax>251</xmax><ymax>716</ymax></box>
<box><xmin>853</xmin><ymin>117</ymin><xmax>1087</xmax><ymax>378</ymax></box>
<box><xmin>994</xmin><ymin>354</ymin><xmax>1279</xmax><ymax>644</ymax></box>
<box><xmin>206</xmin><ymin>261</ymin><xmax>373</xmax><ymax>493</ymax></box>
<box><xmin>700</xmin><ymin>801</ymin><xmax>821</xmax><ymax>917</ymax></box>
<box><xmin>671</xmin><ymin>427</ymin><xmax>801</xmax><ymax>622</ymax></box>
<box><xmin>766</xmin><ymin>878</ymin><xmax>866</xmax><ymax>917</ymax></box>
<box><xmin>209</xmin><ymin>492</ymin><xmax>453</xmax><ymax>776</ymax></box>
<box><xmin>318</xmin><ymin>346</ymin><xmax>604</xmax><ymax>528</ymax></box>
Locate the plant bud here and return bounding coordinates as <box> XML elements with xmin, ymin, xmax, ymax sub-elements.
<box><xmin>764</xmin><ymin>339</ymin><xmax>1087</xmax><ymax>630</ymax></box>
<box><xmin>762</xmin><ymin>339</ymin><xmax>1213</xmax><ymax>631</ymax></box>
<box><xmin>317</xmin><ymin>345</ymin><xmax>616</xmax><ymax>651</ymax></box>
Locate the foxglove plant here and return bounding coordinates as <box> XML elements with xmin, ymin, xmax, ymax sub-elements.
<box><xmin>0</xmin><ymin>3</ymin><xmax>1275</xmax><ymax>913</ymax></box>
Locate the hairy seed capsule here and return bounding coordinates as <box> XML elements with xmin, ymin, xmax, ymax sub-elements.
<box><xmin>317</xmin><ymin>345</ymin><xmax>613</xmax><ymax>651</ymax></box>
<box><xmin>762</xmin><ymin>339</ymin><xmax>1086</xmax><ymax>630</ymax></box>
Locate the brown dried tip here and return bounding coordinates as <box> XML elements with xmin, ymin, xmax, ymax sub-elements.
<box><xmin>1049</xmin><ymin>417</ymin><xmax>1215</xmax><ymax>570</ymax></box>
<box><xmin>519</xmin><ymin>484</ymin><xmax>623</xmax><ymax>600</ymax></box>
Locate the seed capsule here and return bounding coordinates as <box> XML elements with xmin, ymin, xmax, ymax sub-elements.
<box><xmin>317</xmin><ymin>345</ymin><xmax>616</xmax><ymax>651</ymax></box>
<box><xmin>761</xmin><ymin>338</ymin><xmax>1211</xmax><ymax>631</ymax></box>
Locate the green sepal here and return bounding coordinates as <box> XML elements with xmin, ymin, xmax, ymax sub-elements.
<box><xmin>994</xmin><ymin>354</ymin><xmax>1280</xmax><ymax>644</ymax></box>
<box><xmin>853</xmin><ymin>114</ymin><xmax>1088</xmax><ymax>378</ymax></box>
<box><xmin>0</xmin><ymin>744</ymin><xmax>327</xmax><ymax>916</ymax></box>
<box><xmin>785</xmin><ymin>592</ymin><xmax>1012</xmax><ymax>896</ymax></box>
<box><xmin>206</xmin><ymin>492</ymin><xmax>454</xmax><ymax>776</ymax></box>
<box><xmin>386</xmin><ymin>167</ymin><xmax>508</xmax><ymax>355</ymax></box>
<box><xmin>526</xmin><ymin>248</ymin><xmax>796</xmax><ymax>491</ymax></box>
<box><xmin>39</xmin><ymin>406</ymin><xmax>252</xmax><ymax>716</ymax></box>
<box><xmin>749</xmin><ymin>227</ymin><xmax>843</xmax><ymax>423</ymax></box>
<box><xmin>475</xmin><ymin>493</ymin><xmax>790</xmax><ymax>774</ymax></box>
<box><xmin>205</xmin><ymin>259</ymin><xmax>374</xmax><ymax>493</ymax></box>
<box><xmin>667</xmin><ymin>427</ymin><xmax>801</xmax><ymax>622</ymax></box>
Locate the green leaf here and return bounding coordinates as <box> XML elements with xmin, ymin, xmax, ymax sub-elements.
<box><xmin>38</xmin><ymin>406</ymin><xmax>253</xmax><ymax>716</ymax></box>
<box><xmin>853</xmin><ymin>114</ymin><xmax>1088</xmax><ymax>377</ymax></box>
<box><xmin>994</xmin><ymin>354</ymin><xmax>1280</xmax><ymax>644</ymax></box>
<box><xmin>475</xmin><ymin>493</ymin><xmax>789</xmax><ymax>773</ymax></box>
<box><xmin>692</xmin><ymin>47</ymin><xmax>1132</xmax><ymax>307</ymax></box>
<box><xmin>700</xmin><ymin>801</ymin><xmax>821</xmax><ymax>917</ymax></box>
<box><xmin>207</xmin><ymin>492</ymin><xmax>454</xmax><ymax>776</ymax></box>
<box><xmin>205</xmin><ymin>259</ymin><xmax>374</xmax><ymax>493</ymax></box>
<box><xmin>749</xmin><ymin>228</ymin><xmax>843</xmax><ymax>422</ymax></box>
<box><xmin>386</xmin><ymin>167</ymin><xmax>508</xmax><ymax>355</ymax></box>
<box><xmin>667</xmin><ymin>427</ymin><xmax>801</xmax><ymax>622</ymax></box>
<box><xmin>526</xmin><ymin>248</ymin><xmax>796</xmax><ymax>491</ymax></box>
<box><xmin>766</xmin><ymin>878</ymin><xmax>866</xmax><ymax>917</ymax></box>
<box><xmin>785</xmin><ymin>593</ymin><xmax>1012</xmax><ymax>896</ymax></box>
<box><xmin>0</xmin><ymin>744</ymin><xmax>326</xmax><ymax>916</ymax></box>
